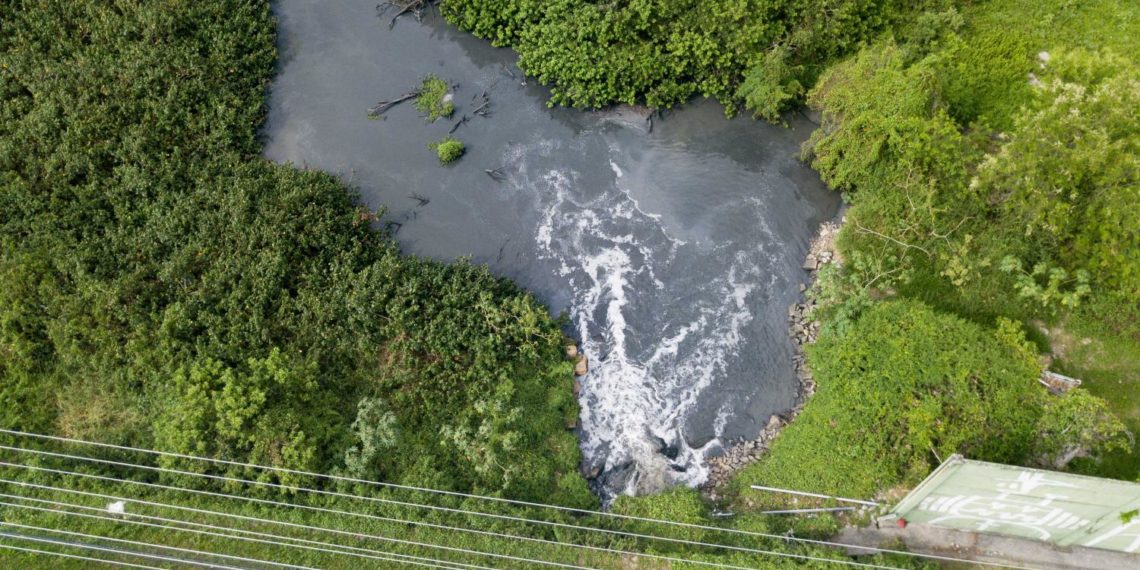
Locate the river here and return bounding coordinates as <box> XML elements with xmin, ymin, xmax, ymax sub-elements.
<box><xmin>263</xmin><ymin>0</ymin><xmax>840</xmax><ymax>498</ymax></box>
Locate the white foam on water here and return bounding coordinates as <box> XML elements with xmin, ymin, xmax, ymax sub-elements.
<box><xmin>515</xmin><ymin>139</ymin><xmax>784</xmax><ymax>498</ymax></box>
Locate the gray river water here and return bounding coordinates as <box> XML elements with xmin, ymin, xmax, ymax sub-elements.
<box><xmin>264</xmin><ymin>0</ymin><xmax>840</xmax><ymax>497</ymax></box>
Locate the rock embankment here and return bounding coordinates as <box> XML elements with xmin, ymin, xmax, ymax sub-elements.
<box><xmin>703</xmin><ymin>217</ymin><xmax>843</xmax><ymax>496</ymax></box>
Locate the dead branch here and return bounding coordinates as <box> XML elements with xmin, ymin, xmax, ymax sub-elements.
<box><xmin>853</xmin><ymin>220</ymin><xmax>932</xmax><ymax>257</ymax></box>
<box><xmin>496</xmin><ymin>238</ymin><xmax>511</xmax><ymax>264</ymax></box>
<box><xmin>471</xmin><ymin>98</ymin><xmax>491</xmax><ymax>117</ymax></box>
<box><xmin>368</xmin><ymin>91</ymin><xmax>419</xmax><ymax>118</ymax></box>
<box><xmin>408</xmin><ymin>193</ymin><xmax>430</xmax><ymax>207</ymax></box>
<box><xmin>378</xmin><ymin>1</ymin><xmax>437</xmax><ymax>30</ymax></box>
<box><xmin>448</xmin><ymin>114</ymin><xmax>469</xmax><ymax>134</ymax></box>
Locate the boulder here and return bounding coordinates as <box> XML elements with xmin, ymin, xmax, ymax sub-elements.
<box><xmin>574</xmin><ymin>353</ymin><xmax>589</xmax><ymax>376</ymax></box>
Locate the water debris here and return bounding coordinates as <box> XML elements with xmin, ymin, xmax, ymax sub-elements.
<box><xmin>408</xmin><ymin>193</ymin><xmax>430</xmax><ymax>207</ymax></box>
<box><xmin>368</xmin><ymin>91</ymin><xmax>418</xmax><ymax>118</ymax></box>
<box><xmin>448</xmin><ymin>114</ymin><xmax>468</xmax><ymax>134</ymax></box>
<box><xmin>377</xmin><ymin>0</ymin><xmax>437</xmax><ymax>30</ymax></box>
<box><xmin>469</xmin><ymin>88</ymin><xmax>492</xmax><ymax>118</ymax></box>
<box><xmin>496</xmin><ymin>238</ymin><xmax>511</xmax><ymax>263</ymax></box>
<box><xmin>484</xmin><ymin>166</ymin><xmax>507</xmax><ymax>181</ymax></box>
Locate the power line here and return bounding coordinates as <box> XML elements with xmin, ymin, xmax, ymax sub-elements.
<box><xmin>0</xmin><ymin>478</ymin><xmax>602</xmax><ymax>570</ymax></box>
<box><xmin>0</xmin><ymin>521</ymin><xmax>324</xmax><ymax>570</ymax></box>
<box><xmin>0</xmin><ymin>477</ymin><xmax>901</xmax><ymax>570</ymax></box>
<box><xmin>0</xmin><ymin>452</ymin><xmax>907</xmax><ymax>569</ymax></box>
<box><xmin>0</xmin><ymin>497</ymin><xmax>489</xmax><ymax>570</ymax></box>
<box><xmin>0</xmin><ymin>530</ymin><xmax>249</xmax><ymax>569</ymax></box>
<box><xmin>0</xmin><ymin>433</ymin><xmax>1037</xmax><ymax>570</ymax></box>
<box><xmin>0</xmin><ymin>542</ymin><xmax>171</xmax><ymax>570</ymax></box>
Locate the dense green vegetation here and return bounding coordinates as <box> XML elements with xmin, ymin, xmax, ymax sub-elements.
<box><xmin>2</xmin><ymin>0</ymin><xmax>1136</xmax><ymax>564</ymax></box>
<box><xmin>415</xmin><ymin>74</ymin><xmax>454</xmax><ymax>122</ymax></box>
<box><xmin>429</xmin><ymin>136</ymin><xmax>466</xmax><ymax>165</ymax></box>
<box><xmin>782</xmin><ymin>0</ymin><xmax>1139</xmax><ymax>481</ymax></box>
<box><xmin>0</xmin><ymin>0</ymin><xmax>586</xmax><ymax>506</ymax></box>
<box><xmin>441</xmin><ymin>0</ymin><xmax>950</xmax><ymax>116</ymax></box>
<box><xmin>731</xmin><ymin>300</ymin><xmax>1127</xmax><ymax>499</ymax></box>
<box><xmin>728</xmin><ymin>0</ymin><xmax>1139</xmax><ymax>512</ymax></box>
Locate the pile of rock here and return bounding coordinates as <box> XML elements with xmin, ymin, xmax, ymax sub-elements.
<box><xmin>703</xmin><ymin>414</ymin><xmax>786</xmax><ymax>498</ymax></box>
<box><xmin>702</xmin><ymin>217</ymin><xmax>843</xmax><ymax>496</ymax></box>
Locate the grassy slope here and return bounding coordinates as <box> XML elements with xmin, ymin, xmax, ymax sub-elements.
<box><xmin>727</xmin><ymin>0</ymin><xmax>1140</xmax><ymax>516</ymax></box>
<box><xmin>947</xmin><ymin>0</ymin><xmax>1140</xmax><ymax>481</ymax></box>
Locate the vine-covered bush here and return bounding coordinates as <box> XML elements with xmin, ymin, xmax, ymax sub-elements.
<box><xmin>973</xmin><ymin>49</ymin><xmax>1140</xmax><ymax>298</ymax></box>
<box><xmin>802</xmin><ymin>29</ymin><xmax>1140</xmax><ymax>314</ymax></box>
<box><xmin>732</xmin><ymin>300</ymin><xmax>1123</xmax><ymax>499</ymax></box>
<box><xmin>0</xmin><ymin>1</ymin><xmax>588</xmax><ymax>505</ymax></box>
<box><xmin>441</xmin><ymin>0</ymin><xmax>932</xmax><ymax>115</ymax></box>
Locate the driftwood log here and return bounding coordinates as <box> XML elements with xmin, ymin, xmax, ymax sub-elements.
<box><xmin>368</xmin><ymin>91</ymin><xmax>418</xmax><ymax>118</ymax></box>
<box><xmin>377</xmin><ymin>1</ymin><xmax>438</xmax><ymax>29</ymax></box>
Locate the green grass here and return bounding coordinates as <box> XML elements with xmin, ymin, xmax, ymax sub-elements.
<box><xmin>939</xmin><ymin>0</ymin><xmax>1140</xmax><ymax>130</ymax></box>
<box><xmin>0</xmin><ymin>467</ymin><xmax>923</xmax><ymax>569</ymax></box>
<box><xmin>949</xmin><ymin>0</ymin><xmax>1140</xmax><ymax>482</ymax></box>
<box><xmin>1054</xmin><ymin>296</ymin><xmax>1140</xmax><ymax>481</ymax></box>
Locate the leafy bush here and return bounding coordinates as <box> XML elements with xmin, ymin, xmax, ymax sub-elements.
<box><xmin>734</xmin><ymin>300</ymin><xmax>1049</xmax><ymax>499</ymax></box>
<box><xmin>1035</xmin><ymin>390</ymin><xmax>1130</xmax><ymax>469</ymax></box>
<box><xmin>415</xmin><ymin>74</ymin><xmax>455</xmax><ymax>122</ymax></box>
<box><xmin>441</xmin><ymin>0</ymin><xmax>927</xmax><ymax>113</ymax></box>
<box><xmin>974</xmin><ymin>49</ymin><xmax>1140</xmax><ymax>297</ymax></box>
<box><xmin>430</xmin><ymin>136</ymin><xmax>466</xmax><ymax>164</ymax></box>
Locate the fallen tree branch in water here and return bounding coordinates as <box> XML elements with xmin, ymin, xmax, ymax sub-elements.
<box><xmin>377</xmin><ymin>0</ymin><xmax>438</xmax><ymax>29</ymax></box>
<box><xmin>368</xmin><ymin>91</ymin><xmax>418</xmax><ymax>118</ymax></box>
<box><xmin>408</xmin><ymin>193</ymin><xmax>430</xmax><ymax>207</ymax></box>
<box><xmin>448</xmin><ymin>114</ymin><xmax>469</xmax><ymax>134</ymax></box>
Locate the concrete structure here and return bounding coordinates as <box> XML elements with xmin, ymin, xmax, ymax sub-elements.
<box><xmin>886</xmin><ymin>455</ymin><xmax>1140</xmax><ymax>553</ymax></box>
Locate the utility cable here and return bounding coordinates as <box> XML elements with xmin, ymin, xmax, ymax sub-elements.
<box><xmin>0</xmin><ymin>478</ymin><xmax>601</xmax><ymax>570</ymax></box>
<box><xmin>0</xmin><ymin>453</ymin><xmax>905</xmax><ymax>569</ymax></box>
<box><xmin>0</xmin><ymin>521</ymin><xmax>323</xmax><ymax>570</ymax></box>
<box><xmin>0</xmin><ymin>542</ymin><xmax>171</xmax><ymax>569</ymax></box>
<box><xmin>0</xmin><ymin>497</ymin><xmax>488</xmax><ymax>570</ymax></box>
<box><xmin>0</xmin><ymin>436</ymin><xmax>1037</xmax><ymax>570</ymax></box>
<box><xmin>0</xmin><ymin>477</ymin><xmax>905</xmax><ymax>570</ymax></box>
<box><xmin>0</xmin><ymin>530</ymin><xmax>249</xmax><ymax>569</ymax></box>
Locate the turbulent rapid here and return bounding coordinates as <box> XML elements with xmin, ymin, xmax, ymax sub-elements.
<box><xmin>264</xmin><ymin>0</ymin><xmax>839</xmax><ymax>498</ymax></box>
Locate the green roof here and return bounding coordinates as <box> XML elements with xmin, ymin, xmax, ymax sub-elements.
<box><xmin>892</xmin><ymin>455</ymin><xmax>1140</xmax><ymax>553</ymax></box>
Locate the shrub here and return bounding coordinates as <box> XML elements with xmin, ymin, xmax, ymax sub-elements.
<box><xmin>973</xmin><ymin>49</ymin><xmax>1140</xmax><ymax>298</ymax></box>
<box><xmin>430</xmin><ymin>136</ymin><xmax>466</xmax><ymax>164</ymax></box>
<box><xmin>415</xmin><ymin>74</ymin><xmax>455</xmax><ymax>122</ymax></box>
<box><xmin>441</xmin><ymin>0</ymin><xmax>921</xmax><ymax>113</ymax></box>
<box><xmin>733</xmin><ymin>300</ymin><xmax>1048</xmax><ymax>500</ymax></box>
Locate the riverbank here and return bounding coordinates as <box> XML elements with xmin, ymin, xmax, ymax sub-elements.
<box><xmin>703</xmin><ymin>216</ymin><xmax>843</xmax><ymax>495</ymax></box>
